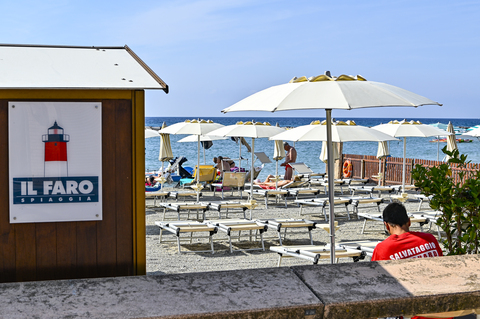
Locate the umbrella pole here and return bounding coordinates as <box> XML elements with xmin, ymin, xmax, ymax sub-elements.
<box><xmin>239</xmin><ymin>141</ymin><xmax>242</xmax><ymax>170</ymax></box>
<box><xmin>250</xmin><ymin>138</ymin><xmax>255</xmax><ymax>201</ymax></box>
<box><xmin>275</xmin><ymin>160</ymin><xmax>279</xmax><ymax>189</ymax></box>
<box><xmin>402</xmin><ymin>137</ymin><xmax>406</xmax><ymax>194</ymax></box>
<box><xmin>437</xmin><ymin>135</ymin><xmax>440</xmax><ymax>161</ymax></box>
<box><xmin>197</xmin><ymin>136</ymin><xmax>201</xmax><ymax>202</ymax></box>
<box><xmin>326</xmin><ymin>109</ymin><xmax>336</xmax><ymax>264</ymax></box>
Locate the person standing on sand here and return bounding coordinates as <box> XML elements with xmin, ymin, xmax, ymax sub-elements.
<box><xmin>280</xmin><ymin>142</ymin><xmax>297</xmax><ymax>180</ymax></box>
<box><xmin>372</xmin><ymin>202</ymin><xmax>452</xmax><ymax>319</ymax></box>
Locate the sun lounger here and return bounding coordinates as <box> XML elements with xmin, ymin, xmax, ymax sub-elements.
<box><xmin>414</xmin><ymin>194</ymin><xmax>433</xmax><ymax>210</ymax></box>
<box><xmin>245</xmin><ymin>188</ymin><xmax>290</xmax><ymax>208</ymax></box>
<box><xmin>270</xmin><ymin>245</ymin><xmax>364</xmax><ymax>266</ymax></box>
<box><xmin>349</xmin><ymin>196</ymin><xmax>384</xmax><ymax>215</ymax></box>
<box><xmin>348</xmin><ymin>185</ymin><xmax>400</xmax><ymax>198</ymax></box>
<box><xmin>408</xmin><ymin>210</ymin><xmax>442</xmax><ymax>238</ymax></box>
<box><xmin>206</xmin><ymin>219</ymin><xmax>268</xmax><ymax>253</ymax></box>
<box><xmin>145</xmin><ymin>190</ymin><xmax>170</xmax><ymax>207</ymax></box>
<box><xmin>257</xmin><ymin>218</ymin><xmax>318</xmax><ymax>245</ymax></box>
<box><xmin>337</xmin><ymin>240</ymin><xmax>382</xmax><ymax>259</ymax></box>
<box><xmin>179</xmin><ymin>165</ymin><xmax>217</xmax><ymax>187</ymax></box>
<box><xmin>155</xmin><ymin>220</ymin><xmax>218</xmax><ymax>254</ymax></box>
<box><xmin>357</xmin><ymin>211</ymin><xmax>431</xmax><ymax>234</ymax></box>
<box><xmin>311</xmin><ymin>178</ymin><xmax>352</xmax><ymax>194</ymax></box>
<box><xmin>211</xmin><ymin>172</ymin><xmax>247</xmax><ymax>199</ymax></box>
<box><xmin>159</xmin><ymin>202</ymin><xmax>209</xmax><ymax>221</ymax></box>
<box><xmin>207</xmin><ymin>201</ymin><xmax>250</xmax><ymax>219</ymax></box>
<box><xmin>295</xmin><ymin>197</ymin><xmax>352</xmax><ymax>221</ymax></box>
<box><xmin>169</xmin><ymin>190</ymin><xmax>202</xmax><ymax>201</ymax></box>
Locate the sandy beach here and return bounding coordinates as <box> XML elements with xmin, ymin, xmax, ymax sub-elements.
<box><xmin>145</xmin><ymin>185</ymin><xmax>438</xmax><ymax>276</ymax></box>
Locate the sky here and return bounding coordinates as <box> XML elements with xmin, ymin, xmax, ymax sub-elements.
<box><xmin>1</xmin><ymin>0</ymin><xmax>479</xmax><ymax>119</ymax></box>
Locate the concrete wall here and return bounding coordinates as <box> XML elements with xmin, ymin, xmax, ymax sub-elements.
<box><xmin>0</xmin><ymin>255</ymin><xmax>479</xmax><ymax>319</ymax></box>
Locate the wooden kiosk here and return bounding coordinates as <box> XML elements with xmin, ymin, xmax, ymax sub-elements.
<box><xmin>0</xmin><ymin>44</ymin><xmax>168</xmax><ymax>282</ymax></box>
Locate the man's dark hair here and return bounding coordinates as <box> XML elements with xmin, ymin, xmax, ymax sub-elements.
<box><xmin>382</xmin><ymin>202</ymin><xmax>409</xmax><ymax>227</ymax></box>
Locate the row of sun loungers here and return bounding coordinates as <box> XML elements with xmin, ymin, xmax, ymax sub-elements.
<box><xmin>155</xmin><ymin>218</ymin><xmax>330</xmax><ymax>254</ymax></box>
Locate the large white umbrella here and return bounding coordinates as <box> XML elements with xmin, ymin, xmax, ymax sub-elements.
<box><xmin>160</xmin><ymin>119</ymin><xmax>224</xmax><ymax>201</ymax></box>
<box><xmin>373</xmin><ymin>120</ymin><xmax>451</xmax><ymax>193</ymax></box>
<box><xmin>178</xmin><ymin>134</ymin><xmax>227</xmax><ymax>164</ymax></box>
<box><xmin>222</xmin><ymin>73</ymin><xmax>441</xmax><ymax>263</ymax></box>
<box><xmin>444</xmin><ymin>122</ymin><xmax>458</xmax><ymax>161</ymax></box>
<box><xmin>145</xmin><ymin>129</ymin><xmax>160</xmax><ymax>138</ymax></box>
<box><xmin>319</xmin><ymin>141</ymin><xmax>340</xmax><ymax>164</ymax></box>
<box><xmin>466</xmin><ymin>126</ymin><xmax>480</xmax><ymax>136</ymax></box>
<box><xmin>207</xmin><ymin>121</ymin><xmax>285</xmax><ymax>199</ymax></box>
<box><xmin>159</xmin><ymin>123</ymin><xmax>174</xmax><ymax>162</ymax></box>
<box><xmin>271</xmin><ymin>120</ymin><xmax>397</xmax><ymax>178</ymax></box>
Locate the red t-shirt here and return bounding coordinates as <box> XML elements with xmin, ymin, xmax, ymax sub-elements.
<box><xmin>371</xmin><ymin>231</ymin><xmax>443</xmax><ymax>261</ymax></box>
<box><xmin>372</xmin><ymin>232</ymin><xmax>451</xmax><ymax>319</ymax></box>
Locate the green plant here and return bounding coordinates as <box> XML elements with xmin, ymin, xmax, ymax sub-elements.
<box><xmin>412</xmin><ymin>146</ymin><xmax>480</xmax><ymax>255</ymax></box>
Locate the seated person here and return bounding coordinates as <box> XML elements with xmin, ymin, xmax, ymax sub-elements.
<box><xmin>254</xmin><ymin>174</ymin><xmax>292</xmax><ymax>189</ymax></box>
<box><xmin>213</xmin><ymin>156</ymin><xmax>235</xmax><ymax>170</ymax></box>
<box><xmin>145</xmin><ymin>175</ymin><xmax>160</xmax><ymax>190</ymax></box>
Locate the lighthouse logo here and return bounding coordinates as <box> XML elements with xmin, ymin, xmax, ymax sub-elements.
<box><xmin>12</xmin><ymin>120</ymin><xmax>99</xmax><ymax>205</ymax></box>
<box><xmin>43</xmin><ymin>121</ymin><xmax>70</xmax><ymax>176</ymax></box>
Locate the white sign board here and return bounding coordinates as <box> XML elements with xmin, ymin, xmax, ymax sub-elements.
<box><xmin>9</xmin><ymin>102</ymin><xmax>102</xmax><ymax>223</ymax></box>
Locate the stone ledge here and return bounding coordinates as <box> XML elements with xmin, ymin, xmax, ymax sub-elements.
<box><xmin>0</xmin><ymin>255</ymin><xmax>478</xmax><ymax>319</ymax></box>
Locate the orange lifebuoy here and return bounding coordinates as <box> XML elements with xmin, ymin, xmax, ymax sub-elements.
<box><xmin>343</xmin><ymin>160</ymin><xmax>353</xmax><ymax>178</ymax></box>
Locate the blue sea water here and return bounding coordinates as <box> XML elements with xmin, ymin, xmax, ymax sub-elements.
<box><xmin>145</xmin><ymin>117</ymin><xmax>480</xmax><ymax>180</ymax></box>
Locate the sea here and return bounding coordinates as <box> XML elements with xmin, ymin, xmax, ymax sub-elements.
<box><xmin>145</xmin><ymin>117</ymin><xmax>480</xmax><ymax>180</ymax></box>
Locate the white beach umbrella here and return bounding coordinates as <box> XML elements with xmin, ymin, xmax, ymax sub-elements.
<box><xmin>319</xmin><ymin>141</ymin><xmax>340</xmax><ymax>163</ymax></box>
<box><xmin>222</xmin><ymin>72</ymin><xmax>441</xmax><ymax>264</ymax></box>
<box><xmin>160</xmin><ymin>119</ymin><xmax>224</xmax><ymax>201</ymax></box>
<box><xmin>178</xmin><ymin>134</ymin><xmax>227</xmax><ymax>164</ymax></box>
<box><xmin>159</xmin><ymin>123</ymin><xmax>174</xmax><ymax>162</ymax></box>
<box><xmin>145</xmin><ymin>129</ymin><xmax>160</xmax><ymax>138</ymax></box>
<box><xmin>373</xmin><ymin>120</ymin><xmax>451</xmax><ymax>193</ymax></box>
<box><xmin>444</xmin><ymin>122</ymin><xmax>458</xmax><ymax>161</ymax></box>
<box><xmin>207</xmin><ymin>121</ymin><xmax>285</xmax><ymax>198</ymax></box>
<box><xmin>464</xmin><ymin>126</ymin><xmax>480</xmax><ymax>137</ymax></box>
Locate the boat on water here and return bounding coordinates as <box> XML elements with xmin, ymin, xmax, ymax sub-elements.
<box><xmin>430</xmin><ymin>138</ymin><xmax>473</xmax><ymax>143</ymax></box>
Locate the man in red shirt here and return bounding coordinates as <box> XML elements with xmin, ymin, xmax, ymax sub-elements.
<box><xmin>372</xmin><ymin>202</ymin><xmax>452</xmax><ymax>319</ymax></box>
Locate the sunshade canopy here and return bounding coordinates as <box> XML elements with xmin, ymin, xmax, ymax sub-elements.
<box><xmin>222</xmin><ymin>74</ymin><xmax>441</xmax><ymax>113</ymax></box>
<box><xmin>373</xmin><ymin>120</ymin><xmax>451</xmax><ymax>137</ymax></box>
<box><xmin>207</xmin><ymin>120</ymin><xmax>285</xmax><ymax>138</ymax></box>
<box><xmin>270</xmin><ymin>120</ymin><xmax>398</xmax><ymax>142</ymax></box>
<box><xmin>145</xmin><ymin>129</ymin><xmax>160</xmax><ymax>138</ymax></box>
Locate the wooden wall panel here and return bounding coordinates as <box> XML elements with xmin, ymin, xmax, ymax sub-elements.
<box><xmin>0</xmin><ymin>98</ymin><xmax>136</xmax><ymax>283</ymax></box>
<box><xmin>56</xmin><ymin>222</ymin><xmax>77</xmax><ymax>280</ymax></box>
<box><xmin>35</xmin><ymin>223</ymin><xmax>57</xmax><ymax>281</ymax></box>
<box><xmin>115</xmin><ymin>100</ymin><xmax>134</xmax><ymax>276</ymax></box>
<box><xmin>97</xmin><ymin>100</ymin><xmax>120</xmax><ymax>277</ymax></box>
<box><xmin>0</xmin><ymin>101</ymin><xmax>16</xmax><ymax>283</ymax></box>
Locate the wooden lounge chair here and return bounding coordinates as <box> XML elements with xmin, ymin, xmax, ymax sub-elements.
<box><xmin>211</xmin><ymin>172</ymin><xmax>247</xmax><ymax>199</ymax></box>
<box><xmin>179</xmin><ymin>165</ymin><xmax>217</xmax><ymax>188</ymax></box>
